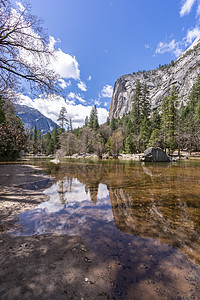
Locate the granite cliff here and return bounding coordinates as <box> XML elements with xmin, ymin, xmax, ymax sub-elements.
<box><xmin>109</xmin><ymin>35</ymin><xmax>200</xmax><ymax>119</ymax></box>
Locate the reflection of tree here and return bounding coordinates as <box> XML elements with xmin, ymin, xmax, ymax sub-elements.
<box><xmin>42</xmin><ymin>160</ymin><xmax>200</xmax><ymax>264</ymax></box>
<box><xmin>58</xmin><ymin>178</ymin><xmax>73</xmax><ymax>204</ymax></box>
<box><xmin>109</xmin><ymin>181</ymin><xmax>200</xmax><ymax>264</ymax></box>
<box><xmin>88</xmin><ymin>183</ymin><xmax>99</xmax><ymax>205</ymax></box>
<box><xmin>58</xmin><ymin>180</ymin><xmax>65</xmax><ymax>204</ymax></box>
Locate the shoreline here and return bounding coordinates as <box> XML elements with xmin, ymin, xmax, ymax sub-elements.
<box><xmin>21</xmin><ymin>150</ymin><xmax>200</xmax><ymax>162</ymax></box>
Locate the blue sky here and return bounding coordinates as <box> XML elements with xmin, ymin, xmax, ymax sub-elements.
<box><xmin>17</xmin><ymin>0</ymin><xmax>200</xmax><ymax>127</ymax></box>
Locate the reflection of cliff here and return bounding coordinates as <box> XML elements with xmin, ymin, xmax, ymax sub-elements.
<box><xmin>49</xmin><ymin>162</ymin><xmax>110</xmax><ymax>205</ymax></box>
<box><xmin>42</xmin><ymin>160</ymin><xmax>200</xmax><ymax>264</ymax></box>
<box><xmin>109</xmin><ymin>186</ymin><xmax>200</xmax><ymax>264</ymax></box>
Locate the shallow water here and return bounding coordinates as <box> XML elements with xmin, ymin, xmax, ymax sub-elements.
<box><xmin>3</xmin><ymin>159</ymin><xmax>200</xmax><ymax>297</ymax></box>
<box><xmin>8</xmin><ymin>160</ymin><xmax>200</xmax><ymax>267</ymax></box>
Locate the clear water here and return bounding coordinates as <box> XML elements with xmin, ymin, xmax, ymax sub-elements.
<box><xmin>8</xmin><ymin>159</ymin><xmax>200</xmax><ymax>267</ymax></box>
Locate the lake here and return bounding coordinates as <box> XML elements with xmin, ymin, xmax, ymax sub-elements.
<box><xmin>6</xmin><ymin>159</ymin><xmax>200</xmax><ymax>297</ymax></box>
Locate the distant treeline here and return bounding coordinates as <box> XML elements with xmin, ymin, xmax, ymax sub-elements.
<box><xmin>26</xmin><ymin>74</ymin><xmax>200</xmax><ymax>158</ymax></box>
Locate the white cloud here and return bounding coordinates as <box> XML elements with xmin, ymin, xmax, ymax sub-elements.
<box><xmin>155</xmin><ymin>25</ymin><xmax>200</xmax><ymax>57</ymax></box>
<box><xmin>58</xmin><ymin>79</ymin><xmax>67</xmax><ymax>89</ymax></box>
<box><xmin>66</xmin><ymin>99</ymin><xmax>76</xmax><ymax>105</ymax></box>
<box><xmin>101</xmin><ymin>85</ymin><xmax>113</xmax><ymax>98</ymax></box>
<box><xmin>104</xmin><ymin>101</ymin><xmax>109</xmax><ymax>107</ymax></box>
<box><xmin>88</xmin><ymin>75</ymin><xmax>92</xmax><ymax>81</ymax></box>
<box><xmin>66</xmin><ymin>80</ymin><xmax>72</xmax><ymax>88</ymax></box>
<box><xmin>180</xmin><ymin>0</ymin><xmax>196</xmax><ymax>17</ymax></box>
<box><xmin>68</xmin><ymin>92</ymin><xmax>86</xmax><ymax>103</ymax></box>
<box><xmin>145</xmin><ymin>44</ymin><xmax>150</xmax><ymax>49</ymax></box>
<box><xmin>185</xmin><ymin>26</ymin><xmax>200</xmax><ymax>43</ymax></box>
<box><xmin>155</xmin><ymin>39</ymin><xmax>184</xmax><ymax>57</ymax></box>
<box><xmin>156</xmin><ymin>39</ymin><xmax>177</xmax><ymax>54</ymax></box>
<box><xmin>48</xmin><ymin>36</ymin><xmax>80</xmax><ymax>80</ymax></box>
<box><xmin>50</xmin><ymin>47</ymin><xmax>80</xmax><ymax>80</ymax></box>
<box><xmin>155</xmin><ymin>1</ymin><xmax>200</xmax><ymax>58</ymax></box>
<box><xmin>18</xmin><ymin>94</ymin><xmax>108</xmax><ymax>128</ymax></box>
<box><xmin>197</xmin><ymin>3</ymin><xmax>200</xmax><ymax>15</ymax></box>
<box><xmin>94</xmin><ymin>99</ymin><xmax>101</xmax><ymax>106</ymax></box>
<box><xmin>77</xmin><ymin>81</ymin><xmax>87</xmax><ymax>91</ymax></box>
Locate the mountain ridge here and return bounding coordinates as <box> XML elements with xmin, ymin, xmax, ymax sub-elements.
<box><xmin>15</xmin><ymin>104</ymin><xmax>58</xmax><ymax>133</ymax></box>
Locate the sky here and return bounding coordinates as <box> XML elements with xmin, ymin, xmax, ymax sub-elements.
<box><xmin>15</xmin><ymin>0</ymin><xmax>200</xmax><ymax>128</ymax></box>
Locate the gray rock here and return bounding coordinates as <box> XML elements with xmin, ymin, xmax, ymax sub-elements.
<box><xmin>109</xmin><ymin>35</ymin><xmax>200</xmax><ymax>119</ymax></box>
<box><xmin>142</xmin><ymin>147</ymin><xmax>170</xmax><ymax>162</ymax></box>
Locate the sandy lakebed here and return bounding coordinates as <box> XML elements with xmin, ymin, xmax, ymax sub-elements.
<box><xmin>0</xmin><ymin>163</ymin><xmax>200</xmax><ymax>300</ymax></box>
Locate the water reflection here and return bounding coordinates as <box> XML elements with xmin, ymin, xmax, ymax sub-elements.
<box><xmin>8</xmin><ymin>160</ymin><xmax>200</xmax><ymax>266</ymax></box>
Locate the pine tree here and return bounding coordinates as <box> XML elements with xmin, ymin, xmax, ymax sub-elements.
<box><xmin>89</xmin><ymin>105</ymin><xmax>99</xmax><ymax>131</ymax></box>
<box><xmin>126</xmin><ymin>119</ymin><xmax>134</xmax><ymax>135</ymax></box>
<box><xmin>184</xmin><ymin>75</ymin><xmax>200</xmax><ymax>152</ymax></box>
<box><xmin>46</xmin><ymin>139</ymin><xmax>54</xmax><ymax>155</ymax></box>
<box><xmin>132</xmin><ymin>80</ymin><xmax>142</xmax><ymax>134</ymax></box>
<box><xmin>139</xmin><ymin>117</ymin><xmax>151</xmax><ymax>152</ymax></box>
<box><xmin>141</xmin><ymin>83</ymin><xmax>151</xmax><ymax>120</ymax></box>
<box><xmin>160</xmin><ymin>86</ymin><xmax>178</xmax><ymax>154</ymax></box>
<box><xmin>51</xmin><ymin>124</ymin><xmax>58</xmax><ymax>149</ymax></box>
<box><xmin>32</xmin><ymin>124</ymin><xmax>38</xmax><ymax>154</ymax></box>
<box><xmin>57</xmin><ymin>107</ymin><xmax>68</xmax><ymax>130</ymax></box>
<box><xmin>110</xmin><ymin>118</ymin><xmax>118</xmax><ymax>131</ymax></box>
<box><xmin>147</xmin><ymin>129</ymin><xmax>162</xmax><ymax>148</ymax></box>
<box><xmin>0</xmin><ymin>97</ymin><xmax>6</xmax><ymax>124</ymax></box>
<box><xmin>124</xmin><ymin>135</ymin><xmax>136</xmax><ymax>153</ymax></box>
<box><xmin>167</xmin><ymin>86</ymin><xmax>178</xmax><ymax>154</ymax></box>
<box><xmin>69</xmin><ymin>119</ymin><xmax>73</xmax><ymax>132</ymax></box>
<box><xmin>177</xmin><ymin>102</ymin><xmax>187</xmax><ymax>156</ymax></box>
<box><xmin>161</xmin><ymin>96</ymin><xmax>169</xmax><ymax>152</ymax></box>
<box><xmin>85</xmin><ymin>116</ymin><xmax>89</xmax><ymax>127</ymax></box>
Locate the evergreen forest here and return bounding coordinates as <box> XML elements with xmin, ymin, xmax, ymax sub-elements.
<box><xmin>2</xmin><ymin>74</ymin><xmax>200</xmax><ymax>161</ymax></box>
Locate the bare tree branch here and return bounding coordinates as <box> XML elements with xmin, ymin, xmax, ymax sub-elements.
<box><xmin>0</xmin><ymin>0</ymin><xmax>60</xmax><ymax>95</ymax></box>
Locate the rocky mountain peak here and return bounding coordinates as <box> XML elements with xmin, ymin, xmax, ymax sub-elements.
<box><xmin>109</xmin><ymin>35</ymin><xmax>200</xmax><ymax>119</ymax></box>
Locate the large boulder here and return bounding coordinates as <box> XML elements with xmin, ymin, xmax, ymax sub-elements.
<box><xmin>142</xmin><ymin>147</ymin><xmax>171</xmax><ymax>162</ymax></box>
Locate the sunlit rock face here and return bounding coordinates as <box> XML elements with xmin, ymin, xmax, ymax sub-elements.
<box><xmin>109</xmin><ymin>35</ymin><xmax>200</xmax><ymax>119</ymax></box>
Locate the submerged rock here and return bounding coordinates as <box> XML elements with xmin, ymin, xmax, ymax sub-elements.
<box><xmin>142</xmin><ymin>147</ymin><xmax>171</xmax><ymax>162</ymax></box>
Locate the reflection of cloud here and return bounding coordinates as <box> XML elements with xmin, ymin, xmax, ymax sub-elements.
<box><xmin>40</xmin><ymin>178</ymin><xmax>91</xmax><ymax>213</ymax></box>
<box><xmin>39</xmin><ymin>180</ymin><xmax>110</xmax><ymax>216</ymax></box>
<box><xmin>98</xmin><ymin>183</ymin><xmax>109</xmax><ymax>199</ymax></box>
<box><xmin>41</xmin><ymin>182</ymin><xmax>64</xmax><ymax>213</ymax></box>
